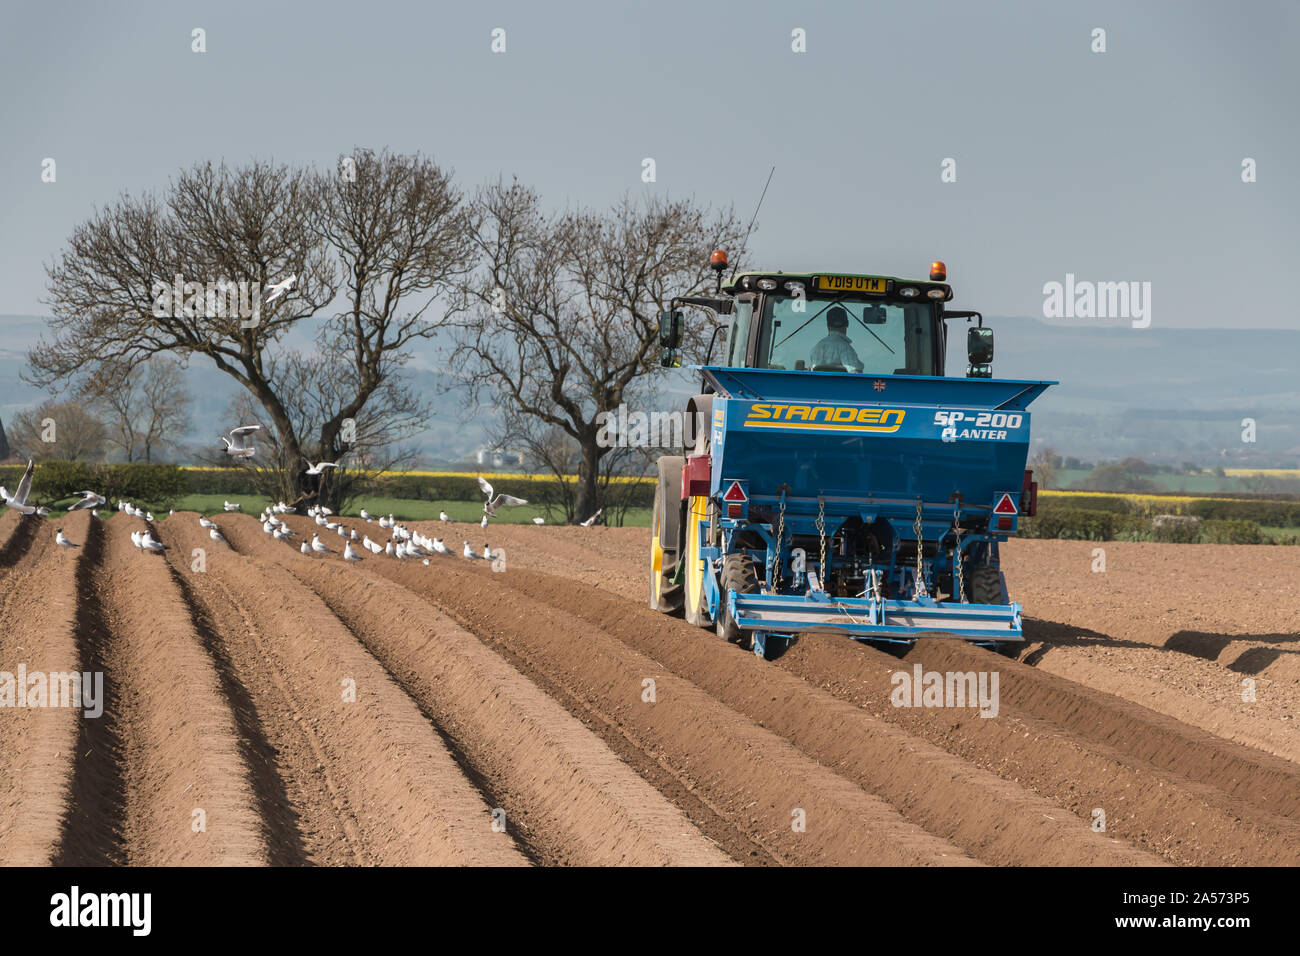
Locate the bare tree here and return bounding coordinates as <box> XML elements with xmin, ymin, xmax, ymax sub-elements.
<box><xmin>8</xmin><ymin>399</ymin><xmax>108</xmax><ymax>461</ymax></box>
<box><xmin>86</xmin><ymin>357</ymin><xmax>191</xmax><ymax>462</ymax></box>
<box><xmin>453</xmin><ymin>181</ymin><xmax>748</xmax><ymax>522</ymax></box>
<box><xmin>29</xmin><ymin>149</ymin><xmax>471</xmax><ymax>500</ymax></box>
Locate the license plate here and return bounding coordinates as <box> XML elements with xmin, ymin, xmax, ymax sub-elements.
<box><xmin>815</xmin><ymin>275</ymin><xmax>886</xmax><ymax>294</ymax></box>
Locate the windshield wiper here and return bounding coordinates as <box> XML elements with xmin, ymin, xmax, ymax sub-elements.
<box><xmin>772</xmin><ymin>293</ymin><xmax>848</xmax><ymax>350</ymax></box>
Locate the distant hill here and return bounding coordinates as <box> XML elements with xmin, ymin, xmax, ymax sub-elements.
<box><xmin>3</xmin><ymin>314</ymin><xmax>1297</xmax><ymax>468</ymax></box>
<box><xmin>972</xmin><ymin>318</ymin><xmax>1300</xmax><ymax>466</ymax></box>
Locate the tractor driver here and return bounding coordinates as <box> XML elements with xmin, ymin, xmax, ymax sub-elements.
<box><xmin>810</xmin><ymin>305</ymin><xmax>864</xmax><ymax>372</ymax></box>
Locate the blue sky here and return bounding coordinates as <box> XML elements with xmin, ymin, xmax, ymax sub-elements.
<box><xmin>1</xmin><ymin>0</ymin><xmax>1297</xmax><ymax>328</ymax></box>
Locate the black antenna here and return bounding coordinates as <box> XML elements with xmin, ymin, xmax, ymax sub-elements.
<box><xmin>730</xmin><ymin>165</ymin><xmax>774</xmax><ymax>281</ymax></box>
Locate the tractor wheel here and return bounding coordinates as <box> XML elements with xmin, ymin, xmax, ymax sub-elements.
<box><xmin>716</xmin><ymin>553</ymin><xmax>762</xmax><ymax>650</ymax></box>
<box><xmin>649</xmin><ymin>460</ymin><xmax>684</xmax><ymax>614</ymax></box>
<box><xmin>965</xmin><ymin>564</ymin><xmax>1003</xmax><ymax>605</ymax></box>
<box><xmin>683</xmin><ymin>494</ymin><xmax>714</xmax><ymax>627</ymax></box>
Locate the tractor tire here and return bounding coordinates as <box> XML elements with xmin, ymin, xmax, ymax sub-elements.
<box><xmin>965</xmin><ymin>564</ymin><xmax>1003</xmax><ymax>605</ymax></box>
<box><xmin>716</xmin><ymin>553</ymin><xmax>762</xmax><ymax>650</ymax></box>
<box><xmin>649</xmin><ymin>458</ymin><xmax>684</xmax><ymax>614</ymax></box>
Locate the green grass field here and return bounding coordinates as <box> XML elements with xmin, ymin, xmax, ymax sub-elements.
<box><xmin>1055</xmin><ymin>469</ymin><xmax>1295</xmax><ymax>494</ymax></box>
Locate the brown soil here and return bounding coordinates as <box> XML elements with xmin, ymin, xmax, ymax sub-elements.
<box><xmin>3</xmin><ymin>511</ymin><xmax>1296</xmax><ymax>866</ymax></box>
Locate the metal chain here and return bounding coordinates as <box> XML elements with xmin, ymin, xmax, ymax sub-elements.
<box><xmin>952</xmin><ymin>495</ymin><xmax>965</xmax><ymax>603</ymax></box>
<box><xmin>774</xmin><ymin>489</ymin><xmax>787</xmax><ymax>588</ymax></box>
<box><xmin>913</xmin><ymin>499</ymin><xmax>928</xmax><ymax>598</ymax></box>
<box><xmin>815</xmin><ymin>496</ymin><xmax>827</xmax><ymax>592</ymax></box>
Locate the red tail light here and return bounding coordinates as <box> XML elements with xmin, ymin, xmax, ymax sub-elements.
<box><xmin>1021</xmin><ymin>469</ymin><xmax>1038</xmax><ymax>517</ymax></box>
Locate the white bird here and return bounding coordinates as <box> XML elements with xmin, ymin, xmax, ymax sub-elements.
<box><xmin>223</xmin><ymin>500</ymin><xmax>243</xmax><ymax>512</ymax></box>
<box><xmin>67</xmin><ymin>490</ymin><xmax>106</xmax><ymax>512</ymax></box>
<box><xmin>431</xmin><ymin>538</ymin><xmax>451</xmax><ymax>555</ymax></box>
<box><xmin>482</xmin><ymin>542</ymin><xmax>493</xmax><ymax>561</ymax></box>
<box><xmin>0</xmin><ymin>459</ymin><xmax>43</xmax><ymax>516</ymax></box>
<box><xmin>478</xmin><ymin>476</ymin><xmax>528</xmax><ymax>516</ymax></box>
<box><xmin>273</xmin><ymin>526</ymin><xmax>293</xmax><ymax>541</ymax></box>
<box><xmin>55</xmin><ymin>529</ymin><xmax>77</xmax><ymax>548</ymax></box>
<box><xmin>533</xmin><ymin>517</ymin><xmax>545</xmax><ymax>525</ymax></box>
<box><xmin>301</xmin><ymin>541</ymin><xmax>311</xmax><ymax>555</ymax></box>
<box><xmin>462</xmin><ymin>541</ymin><xmax>479</xmax><ymax>560</ymax></box>
<box><xmin>145</xmin><ymin>511</ymin><xmax>155</xmax><ymax>522</ymax></box>
<box><xmin>140</xmin><ymin>532</ymin><xmax>167</xmax><ymax>552</ymax></box>
<box><xmin>199</xmin><ymin>515</ymin><xmax>216</xmax><ymax>529</ymax></box>
<box><xmin>210</xmin><ymin>527</ymin><xmax>226</xmax><ymax>543</ymax></box>
<box><xmin>384</xmin><ymin>541</ymin><xmax>394</xmax><ymax>556</ymax></box>
<box><xmin>221</xmin><ymin>426</ymin><xmax>262</xmax><ymax>460</ymax></box>
<box><xmin>360</xmin><ymin>509</ymin><xmax>373</xmax><ymax>521</ymax></box>
<box><xmin>311</xmin><ymin>534</ymin><xmax>334</xmax><ymax>554</ymax></box>
<box><xmin>131</xmin><ymin>530</ymin><xmax>143</xmax><ymax>548</ymax></box>
<box><xmin>336</xmin><ymin>525</ymin><xmax>346</xmax><ymax>537</ymax></box>
<box><xmin>580</xmin><ymin>508</ymin><xmax>604</xmax><ymax>527</ymax></box>
<box><xmin>304</xmin><ymin>457</ymin><xmax>341</xmax><ymax>476</ymax></box>
<box><xmin>480</xmin><ymin>514</ymin><xmax>489</xmax><ymax>529</ymax></box>
<box><xmin>265</xmin><ymin>273</ymin><xmax>297</xmax><ymax>303</ymax></box>
<box><xmin>439</xmin><ymin>510</ymin><xmax>452</xmax><ymax>522</ymax></box>
<box><xmin>349</xmin><ymin>529</ymin><xmax>358</xmax><ymax>540</ymax></box>
<box><xmin>344</xmin><ymin>541</ymin><xmax>363</xmax><ymax>562</ymax></box>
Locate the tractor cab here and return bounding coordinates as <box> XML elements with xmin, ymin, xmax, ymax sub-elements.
<box><xmin>659</xmin><ymin>256</ymin><xmax>997</xmax><ymax>380</ymax></box>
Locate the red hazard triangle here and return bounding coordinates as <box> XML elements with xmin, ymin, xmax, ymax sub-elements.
<box><xmin>993</xmin><ymin>493</ymin><xmax>1018</xmax><ymax>515</ymax></box>
<box><xmin>722</xmin><ymin>480</ymin><xmax>748</xmax><ymax>502</ymax></box>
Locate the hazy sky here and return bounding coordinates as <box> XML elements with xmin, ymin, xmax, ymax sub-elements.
<box><xmin>2</xmin><ymin>0</ymin><xmax>1297</xmax><ymax>328</ymax></box>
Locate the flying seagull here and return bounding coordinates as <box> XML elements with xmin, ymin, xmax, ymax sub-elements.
<box><xmin>67</xmin><ymin>490</ymin><xmax>106</xmax><ymax>512</ymax></box>
<box><xmin>304</xmin><ymin>457</ymin><xmax>341</xmax><ymax>476</ymax></box>
<box><xmin>265</xmin><ymin>273</ymin><xmax>297</xmax><ymax>303</ymax></box>
<box><xmin>0</xmin><ymin>460</ymin><xmax>48</xmax><ymax>516</ymax></box>
<box><xmin>221</xmin><ymin>425</ymin><xmax>262</xmax><ymax>459</ymax></box>
<box><xmin>477</xmin><ymin>476</ymin><xmax>528</xmax><ymax>517</ymax></box>
<box><xmin>580</xmin><ymin>508</ymin><xmax>604</xmax><ymax>528</ymax></box>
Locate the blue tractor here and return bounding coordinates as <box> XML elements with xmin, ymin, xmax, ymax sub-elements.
<box><xmin>649</xmin><ymin>255</ymin><xmax>1055</xmax><ymax>657</ymax></box>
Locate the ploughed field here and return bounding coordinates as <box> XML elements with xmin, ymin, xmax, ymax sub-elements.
<box><xmin>1</xmin><ymin>508</ymin><xmax>1297</xmax><ymax>866</ymax></box>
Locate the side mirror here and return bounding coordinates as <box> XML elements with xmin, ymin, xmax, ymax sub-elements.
<box><xmin>967</xmin><ymin>326</ymin><xmax>993</xmax><ymax>377</ymax></box>
<box><xmin>658</xmin><ymin>309</ymin><xmax>683</xmax><ymax>349</ymax></box>
<box><xmin>660</xmin><ymin>347</ymin><xmax>681</xmax><ymax>369</ymax></box>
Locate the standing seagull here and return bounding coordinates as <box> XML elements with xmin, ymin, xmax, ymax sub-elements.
<box><xmin>0</xmin><ymin>460</ymin><xmax>49</xmax><ymax>516</ymax></box>
<box><xmin>477</xmin><ymin>476</ymin><xmax>528</xmax><ymax>517</ymax></box>
<box><xmin>344</xmin><ymin>541</ymin><xmax>364</xmax><ymax>562</ymax></box>
<box><xmin>67</xmin><ymin>490</ymin><xmax>106</xmax><ymax>512</ymax></box>
<box><xmin>55</xmin><ymin>529</ymin><xmax>78</xmax><ymax>548</ymax></box>
<box><xmin>221</xmin><ymin>425</ymin><xmax>262</xmax><ymax>459</ymax></box>
<box><xmin>311</xmin><ymin>533</ymin><xmax>335</xmax><ymax>554</ymax></box>
<box><xmin>265</xmin><ymin>273</ymin><xmax>297</xmax><ymax>303</ymax></box>
<box><xmin>439</xmin><ymin>510</ymin><xmax>452</xmax><ymax>522</ymax></box>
